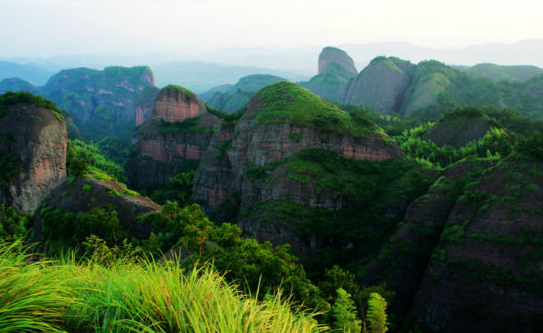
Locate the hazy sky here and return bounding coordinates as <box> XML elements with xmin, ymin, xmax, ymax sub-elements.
<box><xmin>1</xmin><ymin>0</ymin><xmax>542</xmax><ymax>57</ymax></box>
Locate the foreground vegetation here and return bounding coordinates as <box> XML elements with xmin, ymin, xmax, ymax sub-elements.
<box><xmin>0</xmin><ymin>240</ymin><xmax>322</xmax><ymax>333</ymax></box>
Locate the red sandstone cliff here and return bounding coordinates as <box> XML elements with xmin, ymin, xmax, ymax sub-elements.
<box><xmin>128</xmin><ymin>85</ymin><xmax>219</xmax><ymax>187</ymax></box>
<box><xmin>0</xmin><ymin>102</ymin><xmax>67</xmax><ymax>214</ymax></box>
<box><xmin>193</xmin><ymin>82</ymin><xmax>403</xmax><ymax>213</ymax></box>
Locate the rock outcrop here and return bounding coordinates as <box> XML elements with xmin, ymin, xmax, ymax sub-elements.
<box><xmin>302</xmin><ymin>47</ymin><xmax>357</xmax><ymax>102</ymax></box>
<box><xmin>193</xmin><ymin>82</ymin><xmax>404</xmax><ymax>256</ymax></box>
<box><xmin>343</xmin><ymin>57</ymin><xmax>415</xmax><ymax>114</ymax></box>
<box><xmin>134</xmin><ymin>86</ymin><xmax>159</xmax><ymax>126</ymax></box>
<box><xmin>0</xmin><ymin>92</ymin><xmax>67</xmax><ymax>214</ymax></box>
<box><xmin>408</xmin><ymin>155</ymin><xmax>543</xmax><ymax>333</ymax></box>
<box><xmin>128</xmin><ymin>85</ymin><xmax>220</xmax><ymax>188</ymax></box>
<box><xmin>318</xmin><ymin>46</ymin><xmax>358</xmax><ymax>76</ymax></box>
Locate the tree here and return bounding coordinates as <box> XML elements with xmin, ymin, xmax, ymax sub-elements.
<box><xmin>365</xmin><ymin>293</ymin><xmax>388</xmax><ymax>333</ymax></box>
<box><xmin>332</xmin><ymin>288</ymin><xmax>362</xmax><ymax>333</ymax></box>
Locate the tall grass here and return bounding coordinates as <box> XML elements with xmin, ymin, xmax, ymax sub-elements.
<box><xmin>0</xmin><ymin>240</ymin><xmax>324</xmax><ymax>333</ymax></box>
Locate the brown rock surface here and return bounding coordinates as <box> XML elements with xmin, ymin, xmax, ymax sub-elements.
<box><xmin>318</xmin><ymin>46</ymin><xmax>358</xmax><ymax>75</ymax></box>
<box><xmin>152</xmin><ymin>86</ymin><xmax>207</xmax><ymax>123</ymax></box>
<box><xmin>193</xmin><ymin>88</ymin><xmax>403</xmax><ymax>213</ymax></box>
<box><xmin>0</xmin><ymin>103</ymin><xmax>67</xmax><ymax>214</ymax></box>
<box><xmin>129</xmin><ymin>86</ymin><xmax>219</xmax><ymax>188</ymax></box>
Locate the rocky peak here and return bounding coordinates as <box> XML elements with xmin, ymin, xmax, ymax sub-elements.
<box><xmin>318</xmin><ymin>46</ymin><xmax>357</xmax><ymax>76</ymax></box>
<box><xmin>193</xmin><ymin>81</ymin><xmax>403</xmax><ymax>213</ymax></box>
<box><xmin>0</xmin><ymin>92</ymin><xmax>67</xmax><ymax>214</ymax></box>
<box><xmin>128</xmin><ymin>85</ymin><xmax>220</xmax><ymax>188</ymax></box>
<box><xmin>152</xmin><ymin>85</ymin><xmax>208</xmax><ymax>123</ymax></box>
<box><xmin>343</xmin><ymin>56</ymin><xmax>415</xmax><ymax>114</ymax></box>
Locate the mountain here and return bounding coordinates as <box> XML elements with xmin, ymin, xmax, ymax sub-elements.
<box><xmin>341</xmin><ymin>57</ymin><xmax>543</xmax><ymax>119</ymax></box>
<box><xmin>153</xmin><ymin>61</ymin><xmax>308</xmax><ymax>92</ymax></box>
<box><xmin>455</xmin><ymin>63</ymin><xmax>543</xmax><ymax>82</ymax></box>
<box><xmin>41</xmin><ymin>66</ymin><xmax>155</xmax><ymax>140</ymax></box>
<box><xmin>193</xmin><ymin>82</ymin><xmax>404</xmax><ymax>255</ymax></box>
<box><xmin>201</xmin><ymin>74</ymin><xmax>285</xmax><ymax>113</ymax></box>
<box><xmin>0</xmin><ymin>92</ymin><xmax>67</xmax><ymax>214</ymax></box>
<box><xmin>341</xmin><ymin>39</ymin><xmax>543</xmax><ymax>69</ymax></box>
<box><xmin>128</xmin><ymin>85</ymin><xmax>220</xmax><ymax>188</ymax></box>
<box><xmin>0</xmin><ymin>78</ymin><xmax>39</xmax><ymax>94</ymax></box>
<box><xmin>318</xmin><ymin>46</ymin><xmax>358</xmax><ymax>75</ymax></box>
<box><xmin>0</xmin><ymin>61</ymin><xmax>53</xmax><ymax>85</ymax></box>
<box><xmin>301</xmin><ymin>47</ymin><xmax>358</xmax><ymax>102</ymax></box>
<box><xmin>343</xmin><ymin>56</ymin><xmax>414</xmax><ymax>113</ymax></box>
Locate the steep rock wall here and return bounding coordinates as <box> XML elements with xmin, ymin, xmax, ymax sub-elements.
<box><xmin>0</xmin><ymin>103</ymin><xmax>67</xmax><ymax>214</ymax></box>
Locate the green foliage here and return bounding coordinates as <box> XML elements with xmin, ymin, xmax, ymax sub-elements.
<box><xmin>254</xmin><ymin>82</ymin><xmax>386</xmax><ymax>138</ymax></box>
<box><xmin>289</xmin><ymin>132</ymin><xmax>302</xmax><ymax>141</ymax></box>
<box><xmin>395</xmin><ymin>121</ymin><xmax>512</xmax><ymax>168</ymax></box>
<box><xmin>164</xmin><ymin>84</ymin><xmax>195</xmax><ymax>99</ymax></box>
<box><xmin>149</xmin><ymin>170</ymin><xmax>195</xmax><ymax>205</ymax></box>
<box><xmin>515</xmin><ymin>133</ymin><xmax>543</xmax><ymax>161</ymax></box>
<box><xmin>0</xmin><ymin>205</ymin><xmax>28</xmax><ymax>241</ymax></box>
<box><xmin>94</xmin><ymin>135</ymin><xmax>132</xmax><ymax>166</ymax></box>
<box><xmin>67</xmin><ymin>139</ymin><xmax>127</xmax><ymax>182</ymax></box>
<box><xmin>139</xmin><ymin>202</ymin><xmax>326</xmax><ymax>311</ymax></box>
<box><xmin>0</xmin><ymin>240</ymin><xmax>322</xmax><ymax>333</ymax></box>
<box><xmin>365</xmin><ymin>293</ymin><xmax>388</xmax><ymax>333</ymax></box>
<box><xmin>41</xmin><ymin>206</ymin><xmax>128</xmax><ymax>248</ymax></box>
<box><xmin>332</xmin><ymin>288</ymin><xmax>362</xmax><ymax>333</ymax></box>
<box><xmin>0</xmin><ymin>91</ymin><xmax>63</xmax><ymax>121</ymax></box>
<box><xmin>246</xmin><ymin>161</ymin><xmax>267</xmax><ymax>181</ymax></box>
<box><xmin>158</xmin><ymin>117</ymin><xmax>214</xmax><ymax>135</ymax></box>
<box><xmin>0</xmin><ymin>153</ymin><xmax>21</xmax><ymax>187</ymax></box>
<box><xmin>216</xmin><ymin>140</ymin><xmax>232</xmax><ymax>160</ymax></box>
<box><xmin>0</xmin><ymin>240</ymin><xmax>77</xmax><ymax>333</ymax></box>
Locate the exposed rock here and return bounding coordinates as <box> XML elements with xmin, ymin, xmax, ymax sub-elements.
<box><xmin>318</xmin><ymin>46</ymin><xmax>357</xmax><ymax>75</ymax></box>
<box><xmin>0</xmin><ymin>98</ymin><xmax>66</xmax><ymax>214</ymax></box>
<box><xmin>129</xmin><ymin>85</ymin><xmax>219</xmax><ymax>188</ymax></box>
<box><xmin>193</xmin><ymin>82</ymin><xmax>403</xmax><ymax>257</ymax></box>
<box><xmin>152</xmin><ymin>85</ymin><xmax>207</xmax><ymax>122</ymax></box>
<box><xmin>134</xmin><ymin>86</ymin><xmax>159</xmax><ymax>126</ymax></box>
<box><xmin>408</xmin><ymin>156</ymin><xmax>543</xmax><ymax>333</ymax></box>
<box><xmin>301</xmin><ymin>47</ymin><xmax>357</xmax><ymax>102</ymax></box>
<box><xmin>343</xmin><ymin>57</ymin><xmax>415</xmax><ymax>114</ymax></box>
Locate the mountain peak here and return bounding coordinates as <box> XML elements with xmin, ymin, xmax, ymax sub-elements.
<box><xmin>318</xmin><ymin>46</ymin><xmax>357</xmax><ymax>75</ymax></box>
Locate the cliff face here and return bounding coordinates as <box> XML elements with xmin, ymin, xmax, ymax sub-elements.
<box><xmin>318</xmin><ymin>46</ymin><xmax>358</xmax><ymax>76</ymax></box>
<box><xmin>407</xmin><ymin>156</ymin><xmax>543</xmax><ymax>333</ymax></box>
<box><xmin>152</xmin><ymin>86</ymin><xmax>207</xmax><ymax>122</ymax></box>
<box><xmin>129</xmin><ymin>86</ymin><xmax>219</xmax><ymax>188</ymax></box>
<box><xmin>302</xmin><ymin>47</ymin><xmax>357</xmax><ymax>102</ymax></box>
<box><xmin>134</xmin><ymin>86</ymin><xmax>160</xmax><ymax>126</ymax></box>
<box><xmin>358</xmin><ymin>153</ymin><xmax>543</xmax><ymax>333</ymax></box>
<box><xmin>0</xmin><ymin>95</ymin><xmax>67</xmax><ymax>214</ymax></box>
<box><xmin>42</xmin><ymin>66</ymin><xmax>155</xmax><ymax>140</ymax></box>
<box><xmin>193</xmin><ymin>82</ymin><xmax>404</xmax><ymax>256</ymax></box>
<box><xmin>343</xmin><ymin>57</ymin><xmax>415</xmax><ymax>114</ymax></box>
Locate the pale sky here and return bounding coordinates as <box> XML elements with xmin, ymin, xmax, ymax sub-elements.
<box><xmin>1</xmin><ymin>0</ymin><xmax>542</xmax><ymax>57</ymax></box>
